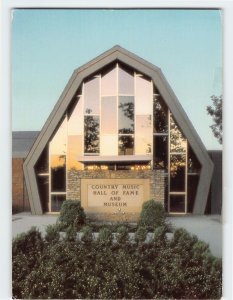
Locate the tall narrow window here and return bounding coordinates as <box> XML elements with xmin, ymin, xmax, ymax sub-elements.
<box><xmin>101</xmin><ymin>97</ymin><xmax>117</xmax><ymax>134</ymax></box>
<box><xmin>135</xmin><ymin>75</ymin><xmax>152</xmax><ymax>115</ymax></box>
<box><xmin>84</xmin><ymin>116</ymin><xmax>100</xmax><ymax>154</ymax></box>
<box><xmin>35</xmin><ymin>147</ymin><xmax>49</xmax><ymax>212</ymax></box>
<box><xmin>118</xmin><ymin>95</ymin><xmax>134</xmax><ymax>155</ymax></box>
<box><xmin>51</xmin><ymin>155</ymin><xmax>66</xmax><ymax>192</ymax></box>
<box><xmin>118</xmin><ymin>96</ymin><xmax>134</xmax><ymax>134</ymax></box>
<box><xmin>49</xmin><ymin>116</ymin><xmax>67</xmax><ymax>212</ymax></box>
<box><xmin>170</xmin><ymin>154</ymin><xmax>186</xmax><ymax>192</ymax></box>
<box><xmin>67</xmin><ymin>95</ymin><xmax>83</xmax><ymax>170</ymax></box>
<box><xmin>153</xmin><ymin>135</ymin><xmax>168</xmax><ymax>169</ymax></box>
<box><xmin>118</xmin><ymin>66</ymin><xmax>134</xmax><ymax>95</ymax></box>
<box><xmin>84</xmin><ymin>77</ymin><xmax>100</xmax><ymax>115</ymax></box>
<box><xmin>51</xmin><ymin>195</ymin><xmax>66</xmax><ymax>212</ymax></box>
<box><xmin>187</xmin><ymin>143</ymin><xmax>201</xmax><ymax>213</ymax></box>
<box><xmin>170</xmin><ymin>115</ymin><xmax>187</xmax><ymax>153</ymax></box>
<box><xmin>153</xmin><ymin>91</ymin><xmax>168</xmax><ymax>171</ymax></box>
<box><xmin>169</xmin><ymin>114</ymin><xmax>187</xmax><ymax>213</ymax></box>
<box><xmin>135</xmin><ymin>115</ymin><xmax>152</xmax><ymax>154</ymax></box>
<box><xmin>170</xmin><ymin>195</ymin><xmax>185</xmax><ymax>213</ymax></box>
<box><xmin>153</xmin><ymin>95</ymin><xmax>168</xmax><ymax>133</ymax></box>
<box><xmin>101</xmin><ymin>65</ymin><xmax>117</xmax><ymax>96</ymax></box>
<box><xmin>118</xmin><ymin>135</ymin><xmax>134</xmax><ymax>155</ymax></box>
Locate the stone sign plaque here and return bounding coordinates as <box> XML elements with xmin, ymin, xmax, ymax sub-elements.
<box><xmin>81</xmin><ymin>178</ymin><xmax>150</xmax><ymax>216</ymax></box>
<box><xmin>87</xmin><ymin>183</ymin><xmax>144</xmax><ymax>207</ymax></box>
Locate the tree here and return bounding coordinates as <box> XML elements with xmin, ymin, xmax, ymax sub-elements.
<box><xmin>84</xmin><ymin>114</ymin><xmax>99</xmax><ymax>153</ymax></box>
<box><xmin>207</xmin><ymin>95</ymin><xmax>222</xmax><ymax>144</ymax></box>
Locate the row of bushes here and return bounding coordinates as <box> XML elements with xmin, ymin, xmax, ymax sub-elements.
<box><xmin>12</xmin><ymin>199</ymin><xmax>222</xmax><ymax>299</ymax></box>
<box><xmin>57</xmin><ymin>199</ymin><xmax>168</xmax><ymax>232</ymax></box>
<box><xmin>45</xmin><ymin>223</ymin><xmax>167</xmax><ymax>245</ymax></box>
<box><xmin>13</xmin><ymin>225</ymin><xmax>222</xmax><ymax>299</ymax></box>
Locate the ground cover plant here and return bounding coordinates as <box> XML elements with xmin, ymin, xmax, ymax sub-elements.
<box><xmin>12</xmin><ymin>200</ymin><xmax>222</xmax><ymax>299</ymax></box>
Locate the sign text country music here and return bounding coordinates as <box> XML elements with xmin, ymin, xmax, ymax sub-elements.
<box><xmin>87</xmin><ymin>184</ymin><xmax>144</xmax><ymax>208</ymax></box>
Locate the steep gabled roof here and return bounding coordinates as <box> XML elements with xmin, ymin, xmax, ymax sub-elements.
<box><xmin>24</xmin><ymin>45</ymin><xmax>213</xmax><ymax>214</ymax></box>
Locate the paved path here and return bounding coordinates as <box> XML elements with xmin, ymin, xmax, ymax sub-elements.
<box><xmin>12</xmin><ymin>213</ymin><xmax>222</xmax><ymax>257</ymax></box>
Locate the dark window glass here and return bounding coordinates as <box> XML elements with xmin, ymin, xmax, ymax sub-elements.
<box><xmin>118</xmin><ymin>135</ymin><xmax>134</xmax><ymax>155</ymax></box>
<box><xmin>164</xmin><ymin>175</ymin><xmax>169</xmax><ymax>212</ymax></box>
<box><xmin>188</xmin><ymin>144</ymin><xmax>201</xmax><ymax>173</ymax></box>
<box><xmin>36</xmin><ymin>175</ymin><xmax>49</xmax><ymax>212</ymax></box>
<box><xmin>170</xmin><ymin>154</ymin><xmax>186</xmax><ymax>192</ymax></box>
<box><xmin>153</xmin><ymin>95</ymin><xmax>168</xmax><ymax>133</ymax></box>
<box><xmin>35</xmin><ymin>147</ymin><xmax>49</xmax><ymax>173</ymax></box>
<box><xmin>187</xmin><ymin>175</ymin><xmax>199</xmax><ymax>213</ymax></box>
<box><xmin>116</xmin><ymin>163</ymin><xmax>133</xmax><ymax>170</ymax></box>
<box><xmin>153</xmin><ymin>135</ymin><xmax>168</xmax><ymax>169</ymax></box>
<box><xmin>84</xmin><ymin>116</ymin><xmax>100</xmax><ymax>153</ymax></box>
<box><xmin>170</xmin><ymin>194</ymin><xmax>185</xmax><ymax>213</ymax></box>
<box><xmin>51</xmin><ymin>155</ymin><xmax>66</xmax><ymax>192</ymax></box>
<box><xmin>51</xmin><ymin>195</ymin><xmax>66</xmax><ymax>212</ymax></box>
<box><xmin>118</xmin><ymin>96</ymin><xmax>134</xmax><ymax>134</ymax></box>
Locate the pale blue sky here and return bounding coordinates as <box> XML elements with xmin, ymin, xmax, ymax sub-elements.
<box><xmin>12</xmin><ymin>9</ymin><xmax>222</xmax><ymax>149</ymax></box>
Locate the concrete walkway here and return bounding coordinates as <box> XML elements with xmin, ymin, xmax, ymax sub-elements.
<box><xmin>12</xmin><ymin>213</ymin><xmax>222</xmax><ymax>257</ymax></box>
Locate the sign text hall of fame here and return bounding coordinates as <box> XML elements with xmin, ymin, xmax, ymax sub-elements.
<box><xmin>87</xmin><ymin>184</ymin><xmax>144</xmax><ymax>207</ymax></box>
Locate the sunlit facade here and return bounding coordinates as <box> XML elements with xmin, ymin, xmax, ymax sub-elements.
<box><xmin>24</xmin><ymin>46</ymin><xmax>213</xmax><ymax>216</ymax></box>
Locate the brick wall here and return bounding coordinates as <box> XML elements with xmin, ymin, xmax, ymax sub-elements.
<box><xmin>12</xmin><ymin>158</ymin><xmax>30</xmax><ymax>213</ymax></box>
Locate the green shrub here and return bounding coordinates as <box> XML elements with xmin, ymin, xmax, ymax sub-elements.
<box><xmin>81</xmin><ymin>225</ymin><xmax>93</xmax><ymax>244</ymax></box>
<box><xmin>12</xmin><ymin>227</ymin><xmax>44</xmax><ymax>298</ymax></box>
<box><xmin>153</xmin><ymin>225</ymin><xmax>167</xmax><ymax>246</ymax></box>
<box><xmin>12</xmin><ymin>224</ymin><xmax>222</xmax><ymax>299</ymax></box>
<box><xmin>20</xmin><ymin>241</ymin><xmax>82</xmax><ymax>299</ymax></box>
<box><xmin>45</xmin><ymin>224</ymin><xmax>60</xmax><ymax>243</ymax></box>
<box><xmin>170</xmin><ymin>228</ymin><xmax>199</xmax><ymax>254</ymax></box>
<box><xmin>116</xmin><ymin>225</ymin><xmax>129</xmax><ymax>244</ymax></box>
<box><xmin>166</xmin><ymin>228</ymin><xmax>222</xmax><ymax>299</ymax></box>
<box><xmin>139</xmin><ymin>200</ymin><xmax>166</xmax><ymax>229</ymax></box>
<box><xmin>97</xmin><ymin>227</ymin><xmax>113</xmax><ymax>245</ymax></box>
<box><xmin>65</xmin><ymin>225</ymin><xmax>77</xmax><ymax>242</ymax></box>
<box><xmin>57</xmin><ymin>200</ymin><xmax>86</xmax><ymax>230</ymax></box>
<box><xmin>12</xmin><ymin>226</ymin><xmax>44</xmax><ymax>260</ymax></box>
<box><xmin>135</xmin><ymin>226</ymin><xmax>147</xmax><ymax>243</ymax></box>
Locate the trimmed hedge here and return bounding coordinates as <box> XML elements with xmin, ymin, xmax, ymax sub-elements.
<box><xmin>12</xmin><ymin>227</ymin><xmax>45</xmax><ymax>298</ymax></box>
<box><xmin>45</xmin><ymin>224</ymin><xmax>60</xmax><ymax>243</ymax></box>
<box><xmin>57</xmin><ymin>200</ymin><xmax>86</xmax><ymax>230</ymax></box>
<box><xmin>139</xmin><ymin>199</ymin><xmax>167</xmax><ymax>229</ymax></box>
<box><xmin>12</xmin><ymin>225</ymin><xmax>222</xmax><ymax>299</ymax></box>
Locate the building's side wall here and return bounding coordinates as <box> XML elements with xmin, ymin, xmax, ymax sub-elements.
<box><xmin>12</xmin><ymin>158</ymin><xmax>30</xmax><ymax>213</ymax></box>
<box><xmin>67</xmin><ymin>169</ymin><xmax>165</xmax><ymax>221</ymax></box>
<box><xmin>208</xmin><ymin>151</ymin><xmax>222</xmax><ymax>214</ymax></box>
